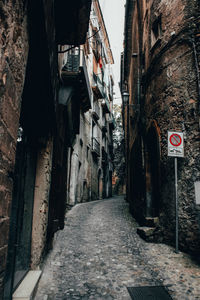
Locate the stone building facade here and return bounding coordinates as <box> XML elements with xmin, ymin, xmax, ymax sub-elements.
<box><xmin>0</xmin><ymin>1</ymin><xmax>92</xmax><ymax>299</ymax></box>
<box><xmin>67</xmin><ymin>1</ymin><xmax>115</xmax><ymax>205</ymax></box>
<box><xmin>122</xmin><ymin>0</ymin><xmax>200</xmax><ymax>254</ymax></box>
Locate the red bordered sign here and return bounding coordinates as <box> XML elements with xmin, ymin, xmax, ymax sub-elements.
<box><xmin>168</xmin><ymin>131</ymin><xmax>184</xmax><ymax>157</ymax></box>
<box><xmin>170</xmin><ymin>134</ymin><xmax>182</xmax><ymax>147</ymax></box>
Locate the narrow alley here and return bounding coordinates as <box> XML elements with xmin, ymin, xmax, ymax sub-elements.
<box><xmin>1</xmin><ymin>1</ymin><xmax>200</xmax><ymax>298</ymax></box>
<box><xmin>34</xmin><ymin>196</ymin><xmax>200</xmax><ymax>300</ymax></box>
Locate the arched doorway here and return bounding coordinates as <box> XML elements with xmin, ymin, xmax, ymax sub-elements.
<box><xmin>145</xmin><ymin>123</ymin><xmax>160</xmax><ymax>217</ymax></box>
<box><xmin>129</xmin><ymin>136</ymin><xmax>145</xmax><ymax>220</ymax></box>
<box><xmin>82</xmin><ymin>180</ymin><xmax>89</xmax><ymax>203</ymax></box>
<box><xmin>98</xmin><ymin>169</ymin><xmax>101</xmax><ymax>199</ymax></box>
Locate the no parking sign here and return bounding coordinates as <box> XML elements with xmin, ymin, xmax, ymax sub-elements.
<box><xmin>168</xmin><ymin>131</ymin><xmax>184</xmax><ymax>157</ymax></box>
<box><xmin>168</xmin><ymin>130</ymin><xmax>184</xmax><ymax>253</ymax></box>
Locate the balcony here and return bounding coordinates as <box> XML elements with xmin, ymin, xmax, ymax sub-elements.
<box><xmin>92</xmin><ymin>101</ymin><xmax>100</xmax><ymax>120</ymax></box>
<box><xmin>101</xmin><ymin>118</ymin><xmax>107</xmax><ymax>133</ymax></box>
<box><xmin>55</xmin><ymin>0</ymin><xmax>92</xmax><ymax>45</ymax></box>
<box><xmin>102</xmin><ymin>146</ymin><xmax>108</xmax><ymax>163</ymax></box>
<box><xmin>102</xmin><ymin>96</ymin><xmax>110</xmax><ymax>113</ymax></box>
<box><xmin>92</xmin><ymin>73</ymin><xmax>104</xmax><ymax>99</ymax></box>
<box><xmin>61</xmin><ymin>48</ymin><xmax>91</xmax><ymax>112</ymax></box>
<box><xmin>92</xmin><ymin>137</ymin><xmax>100</xmax><ymax>157</ymax></box>
<box><xmin>109</xmin><ymin>114</ymin><xmax>116</xmax><ymax>130</ymax></box>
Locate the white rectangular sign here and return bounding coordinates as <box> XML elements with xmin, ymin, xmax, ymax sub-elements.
<box><xmin>194</xmin><ymin>181</ymin><xmax>200</xmax><ymax>205</ymax></box>
<box><xmin>168</xmin><ymin>131</ymin><xmax>184</xmax><ymax>157</ymax></box>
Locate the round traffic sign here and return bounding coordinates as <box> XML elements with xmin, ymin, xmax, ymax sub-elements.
<box><xmin>169</xmin><ymin>134</ymin><xmax>182</xmax><ymax>147</ymax></box>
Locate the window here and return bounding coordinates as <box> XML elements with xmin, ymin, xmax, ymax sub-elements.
<box><xmin>92</xmin><ymin>32</ymin><xmax>102</xmax><ymax>62</ymax></box>
<box><xmin>151</xmin><ymin>16</ymin><xmax>162</xmax><ymax>48</ymax></box>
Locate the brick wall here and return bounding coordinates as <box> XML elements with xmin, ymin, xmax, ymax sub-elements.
<box><xmin>123</xmin><ymin>0</ymin><xmax>200</xmax><ymax>254</ymax></box>
<box><xmin>144</xmin><ymin>0</ymin><xmax>200</xmax><ymax>254</ymax></box>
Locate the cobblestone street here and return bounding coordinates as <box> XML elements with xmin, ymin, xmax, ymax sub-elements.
<box><xmin>34</xmin><ymin>196</ymin><xmax>200</xmax><ymax>300</ymax></box>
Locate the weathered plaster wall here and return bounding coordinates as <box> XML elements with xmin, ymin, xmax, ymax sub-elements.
<box><xmin>68</xmin><ymin>143</ymin><xmax>79</xmax><ymax>206</ymax></box>
<box><xmin>68</xmin><ymin>112</ymin><xmax>91</xmax><ymax>205</ymax></box>
<box><xmin>91</xmin><ymin>160</ymin><xmax>99</xmax><ymax>200</ymax></box>
<box><xmin>31</xmin><ymin>137</ymin><xmax>53</xmax><ymax>268</ymax></box>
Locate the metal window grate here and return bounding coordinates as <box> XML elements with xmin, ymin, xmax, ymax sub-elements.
<box><xmin>127</xmin><ymin>286</ymin><xmax>173</xmax><ymax>300</ymax></box>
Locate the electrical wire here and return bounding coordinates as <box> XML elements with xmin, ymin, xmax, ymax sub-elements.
<box><xmin>58</xmin><ymin>27</ymin><xmax>101</xmax><ymax>54</ymax></box>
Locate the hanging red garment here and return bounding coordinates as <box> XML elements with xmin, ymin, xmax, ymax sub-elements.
<box><xmin>98</xmin><ymin>57</ymin><xmax>103</xmax><ymax>69</ymax></box>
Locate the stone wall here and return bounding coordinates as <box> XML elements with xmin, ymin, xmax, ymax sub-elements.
<box><xmin>31</xmin><ymin>137</ymin><xmax>53</xmax><ymax>268</ymax></box>
<box><xmin>0</xmin><ymin>0</ymin><xmax>59</xmax><ymax>297</ymax></box>
<box><xmin>143</xmin><ymin>0</ymin><xmax>200</xmax><ymax>254</ymax></box>
<box><xmin>0</xmin><ymin>0</ymin><xmax>94</xmax><ymax>297</ymax></box>
<box><xmin>123</xmin><ymin>0</ymin><xmax>200</xmax><ymax>253</ymax></box>
<box><xmin>0</xmin><ymin>1</ymin><xmax>28</xmax><ymax>297</ymax></box>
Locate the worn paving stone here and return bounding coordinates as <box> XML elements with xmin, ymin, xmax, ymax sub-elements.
<box><xmin>34</xmin><ymin>196</ymin><xmax>200</xmax><ymax>300</ymax></box>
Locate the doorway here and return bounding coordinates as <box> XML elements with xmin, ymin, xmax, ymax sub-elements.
<box><xmin>145</xmin><ymin>124</ymin><xmax>160</xmax><ymax>217</ymax></box>
<box><xmin>4</xmin><ymin>126</ymin><xmax>37</xmax><ymax>298</ymax></box>
<box><xmin>98</xmin><ymin>169</ymin><xmax>101</xmax><ymax>199</ymax></box>
<box><xmin>4</xmin><ymin>0</ymin><xmax>55</xmax><ymax>296</ymax></box>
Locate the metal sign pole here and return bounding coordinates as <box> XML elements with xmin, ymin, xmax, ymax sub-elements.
<box><xmin>168</xmin><ymin>131</ymin><xmax>183</xmax><ymax>253</ymax></box>
<box><xmin>175</xmin><ymin>157</ymin><xmax>179</xmax><ymax>253</ymax></box>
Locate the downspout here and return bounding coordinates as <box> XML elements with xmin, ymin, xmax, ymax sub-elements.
<box><xmin>136</xmin><ymin>0</ymin><xmax>142</xmax><ymax>110</ymax></box>
<box><xmin>126</xmin><ymin>98</ymin><xmax>130</xmax><ymax>202</ymax></box>
<box><xmin>137</xmin><ymin>68</ymin><xmax>140</xmax><ymax>105</ymax></box>
<box><xmin>122</xmin><ymin>0</ymin><xmax>131</xmax><ymax>201</ymax></box>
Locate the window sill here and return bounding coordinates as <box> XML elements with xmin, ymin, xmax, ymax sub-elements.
<box><xmin>150</xmin><ymin>38</ymin><xmax>162</xmax><ymax>53</ymax></box>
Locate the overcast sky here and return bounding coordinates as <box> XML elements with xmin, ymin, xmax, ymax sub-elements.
<box><xmin>99</xmin><ymin>0</ymin><xmax>126</xmax><ymax>104</ymax></box>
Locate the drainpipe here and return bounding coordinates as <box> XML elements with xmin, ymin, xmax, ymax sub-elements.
<box><xmin>122</xmin><ymin>91</ymin><xmax>130</xmax><ymax>202</ymax></box>
<box><xmin>127</xmin><ymin>101</ymin><xmax>130</xmax><ymax>202</ymax></box>
<box><xmin>137</xmin><ymin>68</ymin><xmax>140</xmax><ymax>106</ymax></box>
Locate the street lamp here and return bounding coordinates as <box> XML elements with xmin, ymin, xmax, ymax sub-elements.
<box><xmin>122</xmin><ymin>91</ymin><xmax>130</xmax><ymax>105</ymax></box>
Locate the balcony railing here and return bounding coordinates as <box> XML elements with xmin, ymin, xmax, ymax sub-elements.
<box><xmin>92</xmin><ymin>101</ymin><xmax>100</xmax><ymax>120</ymax></box>
<box><xmin>92</xmin><ymin>73</ymin><xmax>104</xmax><ymax>99</ymax></box>
<box><xmin>92</xmin><ymin>137</ymin><xmax>100</xmax><ymax>156</ymax></box>
<box><xmin>61</xmin><ymin>47</ymin><xmax>91</xmax><ymax>112</ymax></box>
